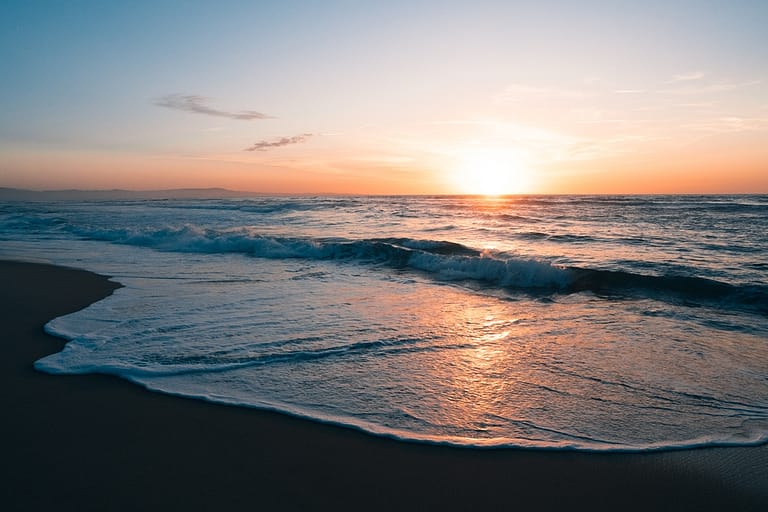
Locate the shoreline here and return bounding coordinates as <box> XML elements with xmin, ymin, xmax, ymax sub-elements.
<box><xmin>1</xmin><ymin>260</ymin><xmax>765</xmax><ymax>510</ymax></box>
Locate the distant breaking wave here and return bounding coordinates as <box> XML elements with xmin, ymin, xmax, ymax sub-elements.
<box><xmin>70</xmin><ymin>224</ymin><xmax>768</xmax><ymax>314</ymax></box>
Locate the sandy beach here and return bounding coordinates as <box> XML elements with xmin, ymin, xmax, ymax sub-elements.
<box><xmin>0</xmin><ymin>259</ymin><xmax>765</xmax><ymax>511</ymax></box>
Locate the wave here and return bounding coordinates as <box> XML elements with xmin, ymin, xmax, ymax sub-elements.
<box><xmin>70</xmin><ymin>224</ymin><xmax>768</xmax><ymax>314</ymax></box>
<box><xmin>570</xmin><ymin>268</ymin><xmax>768</xmax><ymax>314</ymax></box>
<box><xmin>37</xmin><ymin>330</ymin><xmax>475</xmax><ymax>379</ymax></box>
<box><xmin>150</xmin><ymin>197</ymin><xmax>365</xmax><ymax>215</ymax></box>
<box><xmin>35</xmin><ymin>346</ymin><xmax>768</xmax><ymax>453</ymax></box>
<box><xmin>89</xmin><ymin>381</ymin><xmax>768</xmax><ymax>453</ymax></box>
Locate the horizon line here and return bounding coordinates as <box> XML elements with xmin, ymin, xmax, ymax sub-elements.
<box><xmin>2</xmin><ymin>187</ymin><xmax>767</xmax><ymax>199</ymax></box>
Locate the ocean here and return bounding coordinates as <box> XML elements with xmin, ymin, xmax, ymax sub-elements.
<box><xmin>1</xmin><ymin>194</ymin><xmax>766</xmax><ymax>451</ymax></box>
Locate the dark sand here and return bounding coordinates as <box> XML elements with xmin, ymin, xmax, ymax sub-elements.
<box><xmin>1</xmin><ymin>260</ymin><xmax>765</xmax><ymax>511</ymax></box>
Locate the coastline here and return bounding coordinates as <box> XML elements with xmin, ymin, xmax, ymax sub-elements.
<box><xmin>0</xmin><ymin>260</ymin><xmax>765</xmax><ymax>511</ymax></box>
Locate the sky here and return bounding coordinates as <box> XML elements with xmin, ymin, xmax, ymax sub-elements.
<box><xmin>1</xmin><ymin>0</ymin><xmax>767</xmax><ymax>194</ymax></box>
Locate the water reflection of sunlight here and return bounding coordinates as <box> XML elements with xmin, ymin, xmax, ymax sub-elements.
<box><xmin>434</xmin><ymin>306</ymin><xmax>533</xmax><ymax>436</ymax></box>
<box><xmin>360</xmin><ymin>281</ymin><xmax>577</xmax><ymax>444</ymax></box>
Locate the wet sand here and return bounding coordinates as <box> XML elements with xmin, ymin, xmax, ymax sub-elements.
<box><xmin>0</xmin><ymin>260</ymin><xmax>765</xmax><ymax>511</ymax></box>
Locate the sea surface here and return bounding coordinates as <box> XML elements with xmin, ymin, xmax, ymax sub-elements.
<box><xmin>1</xmin><ymin>195</ymin><xmax>767</xmax><ymax>451</ymax></box>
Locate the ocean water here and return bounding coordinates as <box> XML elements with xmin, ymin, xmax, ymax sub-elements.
<box><xmin>1</xmin><ymin>195</ymin><xmax>766</xmax><ymax>451</ymax></box>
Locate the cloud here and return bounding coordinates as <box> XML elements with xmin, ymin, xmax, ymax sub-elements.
<box><xmin>670</xmin><ymin>71</ymin><xmax>705</xmax><ymax>82</ymax></box>
<box><xmin>155</xmin><ymin>94</ymin><xmax>273</xmax><ymax>120</ymax></box>
<box><xmin>681</xmin><ymin>116</ymin><xmax>768</xmax><ymax>134</ymax></box>
<box><xmin>245</xmin><ymin>133</ymin><xmax>313</xmax><ymax>152</ymax></box>
<box><xmin>494</xmin><ymin>84</ymin><xmax>594</xmax><ymax>104</ymax></box>
<box><xmin>659</xmin><ymin>80</ymin><xmax>761</xmax><ymax>95</ymax></box>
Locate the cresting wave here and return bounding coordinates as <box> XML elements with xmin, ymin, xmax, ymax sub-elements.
<box><xmin>71</xmin><ymin>224</ymin><xmax>768</xmax><ymax>314</ymax></box>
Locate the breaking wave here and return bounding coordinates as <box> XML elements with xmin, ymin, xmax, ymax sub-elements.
<box><xmin>71</xmin><ymin>224</ymin><xmax>768</xmax><ymax>314</ymax></box>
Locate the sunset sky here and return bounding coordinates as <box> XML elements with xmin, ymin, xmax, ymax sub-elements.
<box><xmin>1</xmin><ymin>0</ymin><xmax>767</xmax><ymax>194</ymax></box>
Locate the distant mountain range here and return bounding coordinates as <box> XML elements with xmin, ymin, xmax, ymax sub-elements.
<box><xmin>0</xmin><ymin>187</ymin><xmax>260</xmax><ymax>201</ymax></box>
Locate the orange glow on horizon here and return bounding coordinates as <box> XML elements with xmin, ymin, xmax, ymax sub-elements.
<box><xmin>2</xmin><ymin>140</ymin><xmax>766</xmax><ymax>195</ymax></box>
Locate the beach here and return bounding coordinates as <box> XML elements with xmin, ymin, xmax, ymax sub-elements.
<box><xmin>1</xmin><ymin>259</ymin><xmax>765</xmax><ymax>511</ymax></box>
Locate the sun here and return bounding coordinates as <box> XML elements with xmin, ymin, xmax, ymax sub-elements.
<box><xmin>452</xmin><ymin>148</ymin><xmax>533</xmax><ymax>195</ymax></box>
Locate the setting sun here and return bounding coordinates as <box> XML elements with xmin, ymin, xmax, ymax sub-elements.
<box><xmin>453</xmin><ymin>148</ymin><xmax>534</xmax><ymax>195</ymax></box>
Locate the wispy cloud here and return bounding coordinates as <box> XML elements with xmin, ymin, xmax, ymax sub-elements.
<box><xmin>670</xmin><ymin>71</ymin><xmax>705</xmax><ymax>82</ymax></box>
<box><xmin>681</xmin><ymin>116</ymin><xmax>768</xmax><ymax>134</ymax></box>
<box><xmin>155</xmin><ymin>94</ymin><xmax>273</xmax><ymax>120</ymax></box>
<box><xmin>676</xmin><ymin>102</ymin><xmax>716</xmax><ymax>108</ymax></box>
<box><xmin>244</xmin><ymin>133</ymin><xmax>313</xmax><ymax>152</ymax></box>
<box><xmin>494</xmin><ymin>84</ymin><xmax>594</xmax><ymax>104</ymax></box>
<box><xmin>659</xmin><ymin>80</ymin><xmax>762</xmax><ymax>95</ymax></box>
